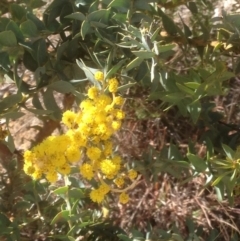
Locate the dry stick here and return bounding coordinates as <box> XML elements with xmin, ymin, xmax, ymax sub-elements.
<box><xmin>111</xmin><ymin>175</ymin><xmax>142</xmax><ymax>193</ymax></box>
<box><xmin>208</xmin><ymin>210</ymin><xmax>240</xmax><ymax>235</ymax></box>
<box><xmin>226</xmin><ymin>98</ymin><xmax>237</xmax><ymax>124</ymax></box>
<box><xmin>129</xmin><ymin>184</ymin><xmax>150</xmax><ymax>223</ymax></box>
<box><xmin>194</xmin><ymin>197</ymin><xmax>213</xmax><ymax>229</ymax></box>
<box><xmin>218</xmin><ymin>201</ymin><xmax>240</xmax><ymax>233</ymax></box>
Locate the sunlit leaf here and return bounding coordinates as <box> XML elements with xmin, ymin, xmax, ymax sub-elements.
<box><xmin>51</xmin><ymin>210</ymin><xmax>70</xmax><ymax>225</ymax></box>
<box><xmin>187</xmin><ymin>153</ymin><xmax>207</xmax><ymax>172</ymax></box>
<box><xmin>222</xmin><ymin>144</ymin><xmax>235</xmax><ymax>160</ymax></box>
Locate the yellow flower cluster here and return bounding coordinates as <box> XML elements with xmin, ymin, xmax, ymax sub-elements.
<box><xmin>23</xmin><ymin>71</ymin><xmax>138</xmax><ymax>204</ymax></box>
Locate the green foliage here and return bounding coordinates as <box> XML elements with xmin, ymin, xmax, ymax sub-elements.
<box><xmin>1</xmin><ymin>0</ymin><xmax>240</xmax><ymax>240</ymax></box>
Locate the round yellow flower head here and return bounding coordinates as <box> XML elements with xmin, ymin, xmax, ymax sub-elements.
<box><xmin>65</xmin><ymin>145</ymin><xmax>81</xmax><ymax>163</ymax></box>
<box><xmin>119</xmin><ymin>192</ymin><xmax>129</xmax><ymax>204</ymax></box>
<box><xmin>114</xmin><ymin>109</ymin><xmax>125</xmax><ymax>120</ymax></box>
<box><xmin>99</xmin><ymin>182</ymin><xmax>110</xmax><ymax>195</ymax></box>
<box><xmin>94</xmin><ymin>71</ymin><xmax>104</xmax><ymax>82</ymax></box>
<box><xmin>32</xmin><ymin>169</ymin><xmax>43</xmax><ymax>180</ymax></box>
<box><xmin>112</xmin><ymin>120</ymin><xmax>121</xmax><ymax>131</ymax></box>
<box><xmin>58</xmin><ymin>164</ymin><xmax>71</xmax><ymax>175</ymax></box>
<box><xmin>128</xmin><ymin>169</ymin><xmax>138</xmax><ymax>180</ymax></box>
<box><xmin>80</xmin><ymin>163</ymin><xmax>94</xmax><ymax>180</ymax></box>
<box><xmin>24</xmin><ymin>150</ymin><xmax>34</xmax><ymax>162</ymax></box>
<box><xmin>103</xmin><ymin>141</ymin><xmax>112</xmax><ymax>156</ymax></box>
<box><xmin>23</xmin><ymin>164</ymin><xmax>35</xmax><ymax>175</ymax></box>
<box><xmin>114</xmin><ymin>96</ymin><xmax>124</xmax><ymax>106</ymax></box>
<box><xmin>100</xmin><ymin>159</ymin><xmax>119</xmax><ymax>178</ymax></box>
<box><xmin>46</xmin><ymin>171</ymin><xmax>58</xmax><ymax>183</ymax></box>
<box><xmin>86</xmin><ymin>146</ymin><xmax>102</xmax><ymax>161</ymax></box>
<box><xmin>114</xmin><ymin>176</ymin><xmax>124</xmax><ymax>188</ymax></box>
<box><xmin>88</xmin><ymin>86</ymin><xmax>99</xmax><ymax>100</ymax></box>
<box><xmin>108</xmin><ymin>78</ymin><xmax>119</xmax><ymax>93</ymax></box>
<box><xmin>90</xmin><ymin>189</ymin><xmax>105</xmax><ymax>203</ymax></box>
<box><xmin>62</xmin><ymin>110</ymin><xmax>77</xmax><ymax>129</ymax></box>
<box><xmin>95</xmin><ymin>94</ymin><xmax>112</xmax><ymax>108</ymax></box>
<box><xmin>80</xmin><ymin>99</ymin><xmax>94</xmax><ymax>110</ymax></box>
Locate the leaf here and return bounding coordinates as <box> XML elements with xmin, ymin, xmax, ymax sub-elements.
<box><xmin>81</xmin><ymin>20</ymin><xmax>91</xmax><ymax>40</ymax></box>
<box><xmin>171</xmin><ymin>234</ymin><xmax>184</xmax><ymax>241</ymax></box>
<box><xmin>10</xmin><ymin>3</ymin><xmax>26</xmax><ymax>21</ymax></box>
<box><xmin>186</xmin><ymin>217</ymin><xmax>195</xmax><ymax>233</ymax></box>
<box><xmin>87</xmin><ymin>9</ymin><xmax>110</xmax><ymax>23</ymax></box>
<box><xmin>0</xmin><ymin>92</ymin><xmax>22</xmax><ymax>111</ymax></box>
<box><xmin>117</xmin><ymin>234</ymin><xmax>132</xmax><ymax>241</ymax></box>
<box><xmin>187</xmin><ymin>2</ymin><xmax>198</xmax><ymax>14</ymax></box>
<box><xmin>222</xmin><ymin>144</ymin><xmax>235</xmax><ymax>160</ymax></box>
<box><xmin>65</xmin><ymin>12</ymin><xmax>86</xmax><ymax>21</ymax></box>
<box><xmin>187</xmin><ymin>153</ymin><xmax>207</xmax><ymax>172</ymax></box>
<box><xmin>14</xmin><ymin>201</ymin><xmax>31</xmax><ymax>211</ymax></box>
<box><xmin>225</xmin><ymin>12</ymin><xmax>240</xmax><ymax>29</ymax></box>
<box><xmin>187</xmin><ymin>100</ymin><xmax>201</xmax><ymax>123</ymax></box>
<box><xmin>184</xmin><ymin>82</ymin><xmax>200</xmax><ymax>89</ymax></box>
<box><xmin>26</xmin><ymin>108</ymin><xmax>54</xmax><ymax>115</ymax></box>
<box><xmin>32</xmin><ymin>94</ymin><xmax>44</xmax><ymax>110</ymax></box>
<box><xmin>30</xmin><ymin>0</ymin><xmax>46</xmax><ymax>9</ymax></box>
<box><xmin>140</xmin><ymin>34</ymin><xmax>151</xmax><ymax>52</ymax></box>
<box><xmin>59</xmin><ymin>3</ymin><xmax>73</xmax><ymax>25</ymax></box>
<box><xmin>125</xmin><ymin>57</ymin><xmax>143</xmax><ymax>71</ymax></box>
<box><xmin>51</xmin><ymin>210</ymin><xmax>70</xmax><ymax>225</ymax></box>
<box><xmin>0</xmin><ymin>213</ymin><xmax>11</xmax><ymax>227</ymax></box>
<box><xmin>134</xmin><ymin>0</ymin><xmax>152</xmax><ymax>11</ymax></box>
<box><xmin>168</xmin><ymin>144</ymin><xmax>183</xmax><ymax>160</ymax></box>
<box><xmin>131</xmin><ymin>229</ymin><xmax>144</xmax><ymax>238</ymax></box>
<box><xmin>118</xmin><ymin>82</ymin><xmax>136</xmax><ymax>92</ymax></box>
<box><xmin>57</xmin><ymin>41</ymin><xmax>69</xmax><ymax>61</ymax></box>
<box><xmin>214</xmin><ymin>185</ymin><xmax>223</xmax><ymax>202</ymax></box>
<box><xmin>158</xmin><ymin>9</ymin><xmax>178</xmax><ymax>36</ymax></box>
<box><xmin>95</xmin><ymin>29</ymin><xmax>114</xmax><ymax>45</ymax></box>
<box><xmin>117</xmin><ymin>40</ymin><xmax>142</xmax><ymax>48</ymax></box>
<box><xmin>156</xmin><ymin>43</ymin><xmax>177</xmax><ymax>53</ymax></box>
<box><xmin>234</xmin><ymin>57</ymin><xmax>240</xmax><ymax>75</ymax></box>
<box><xmin>90</xmin><ymin>21</ymin><xmax>107</xmax><ymax>28</ymax></box>
<box><xmin>105</xmin><ymin>59</ymin><xmax>126</xmax><ymax>79</ymax></box>
<box><xmin>160</xmin><ymin>92</ymin><xmax>185</xmax><ymax>103</ymax></box>
<box><xmin>6</xmin><ymin>134</ymin><xmax>15</xmax><ymax>153</ymax></box>
<box><xmin>0</xmin><ymin>52</ymin><xmax>11</xmax><ymax>71</ymax></box>
<box><xmin>0</xmin><ymin>112</ymin><xmax>25</xmax><ymax>120</ymax></box>
<box><xmin>0</xmin><ymin>30</ymin><xmax>17</xmax><ymax>47</ymax></box>
<box><xmin>135</xmin><ymin>61</ymin><xmax>148</xmax><ymax>82</ymax></box>
<box><xmin>212</xmin><ymin>172</ymin><xmax>232</xmax><ymax>186</ymax></box>
<box><xmin>42</xmin><ymin>88</ymin><xmax>61</xmax><ymax>119</ymax></box>
<box><xmin>69</xmin><ymin>188</ymin><xmax>85</xmax><ymax>199</ymax></box>
<box><xmin>48</xmin><ymin>81</ymin><xmax>75</xmax><ymax>93</ymax></box>
<box><xmin>53</xmin><ymin>186</ymin><xmax>68</xmax><ymax>195</ymax></box>
<box><xmin>6</xmin><ymin>20</ymin><xmax>24</xmax><ymax>42</ymax></box>
<box><xmin>20</xmin><ymin>20</ymin><xmax>38</xmax><ymax>37</ymax></box>
<box><xmin>112</xmin><ymin>13</ymin><xmax>127</xmax><ymax>22</ymax></box>
<box><xmin>76</xmin><ymin>59</ymin><xmax>101</xmax><ymax>88</ymax></box>
<box><xmin>176</xmin><ymin>83</ymin><xmax>194</xmax><ymax>95</ymax></box>
<box><xmin>165</xmin><ymin>166</ymin><xmax>182</xmax><ymax>178</ymax></box>
<box><xmin>32</xmin><ymin>38</ymin><xmax>49</xmax><ymax>66</ymax></box>
<box><xmin>26</xmin><ymin>13</ymin><xmax>46</xmax><ymax>30</ymax></box>
<box><xmin>179</xmin><ymin>15</ymin><xmax>192</xmax><ymax>38</ymax></box>
<box><xmin>132</xmin><ymin>50</ymin><xmax>155</xmax><ymax>59</ymax></box>
<box><xmin>108</xmin><ymin>0</ymin><xmax>130</xmax><ymax>8</ymax></box>
<box><xmin>67</xmin><ymin>237</ymin><xmax>76</xmax><ymax>241</ymax></box>
<box><xmin>23</xmin><ymin>50</ymin><xmax>38</xmax><ymax>71</ymax></box>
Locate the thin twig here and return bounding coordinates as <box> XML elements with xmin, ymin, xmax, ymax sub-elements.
<box><xmin>194</xmin><ymin>197</ymin><xmax>213</xmax><ymax>229</ymax></box>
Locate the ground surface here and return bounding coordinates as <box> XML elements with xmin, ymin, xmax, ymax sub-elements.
<box><xmin>1</xmin><ymin>1</ymin><xmax>240</xmax><ymax>240</ymax></box>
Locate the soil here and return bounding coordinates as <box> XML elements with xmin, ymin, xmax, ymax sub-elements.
<box><xmin>1</xmin><ymin>1</ymin><xmax>240</xmax><ymax>240</ymax></box>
